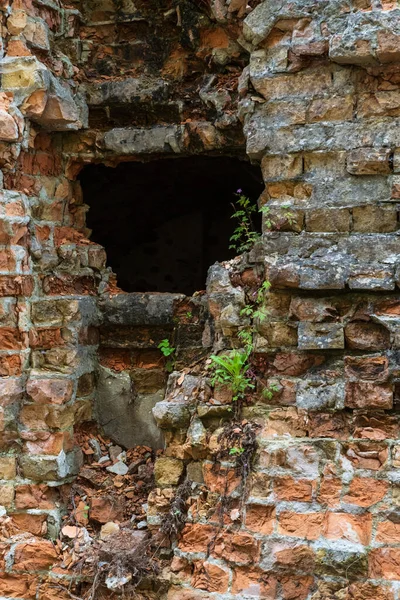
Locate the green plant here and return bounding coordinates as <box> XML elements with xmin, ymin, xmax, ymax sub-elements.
<box><xmin>229</xmin><ymin>446</ymin><xmax>244</xmax><ymax>456</ymax></box>
<box><xmin>158</xmin><ymin>338</ymin><xmax>176</xmax><ymax>372</ymax></box>
<box><xmin>262</xmin><ymin>383</ymin><xmax>280</xmax><ymax>400</ymax></box>
<box><xmin>229</xmin><ymin>190</ymin><xmax>260</xmax><ymax>254</ymax></box>
<box><xmin>229</xmin><ymin>190</ymin><xmax>296</xmax><ymax>255</ymax></box>
<box><xmin>210</xmin><ymin>350</ymin><xmax>254</xmax><ymax>402</ymax></box>
<box><xmin>261</xmin><ymin>202</ymin><xmax>295</xmax><ymax>231</ymax></box>
<box><xmin>186</xmin><ymin>311</ymin><xmax>193</xmax><ymax>319</ymax></box>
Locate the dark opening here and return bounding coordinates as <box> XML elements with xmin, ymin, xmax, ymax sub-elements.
<box><xmin>80</xmin><ymin>156</ymin><xmax>264</xmax><ymax>296</ymax></box>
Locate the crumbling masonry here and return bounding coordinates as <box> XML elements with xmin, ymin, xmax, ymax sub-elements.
<box><xmin>1</xmin><ymin>0</ymin><xmax>400</xmax><ymax>598</ymax></box>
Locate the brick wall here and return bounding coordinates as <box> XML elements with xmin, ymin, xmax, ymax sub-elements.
<box><xmin>0</xmin><ymin>0</ymin><xmax>400</xmax><ymax>599</ymax></box>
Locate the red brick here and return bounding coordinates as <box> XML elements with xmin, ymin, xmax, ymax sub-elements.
<box><xmin>0</xmin><ymin>276</ymin><xmax>33</xmax><ymax>296</ymax></box>
<box><xmin>267</xmin><ymin>352</ymin><xmax>325</xmax><ymax>376</ymax></box>
<box><xmin>273</xmin><ymin>476</ymin><xmax>314</xmax><ymax>501</ymax></box>
<box><xmin>11</xmin><ymin>513</ymin><xmax>47</xmax><ymax>536</ymax></box>
<box><xmin>192</xmin><ymin>561</ymin><xmax>229</xmax><ymax>593</ymax></box>
<box><xmin>274</xmin><ymin>545</ymin><xmax>315</xmax><ymax>571</ymax></box>
<box><xmin>308</xmin><ymin>411</ymin><xmax>349</xmax><ymax>439</ymax></box>
<box><xmin>20</xmin><ymin>151</ymin><xmax>62</xmax><ymax>176</ymax></box>
<box><xmin>179</xmin><ymin>524</ymin><xmax>216</xmax><ymax>553</ymax></box>
<box><xmin>324</xmin><ymin>512</ymin><xmax>372</xmax><ymax>545</ymax></box>
<box><xmin>13</xmin><ymin>539</ymin><xmax>58</xmax><ymax>571</ymax></box>
<box><xmin>0</xmin><ymin>327</ymin><xmax>26</xmax><ymax>350</ymax></box>
<box><xmin>245</xmin><ymin>504</ymin><xmax>275</xmax><ymax>534</ymax></box>
<box><xmin>213</xmin><ymin>532</ymin><xmax>260</xmax><ymax>564</ymax></box>
<box><xmin>22</xmin><ymin>431</ymin><xmax>73</xmax><ymax>455</ymax></box>
<box><xmin>0</xmin><ymin>249</ymin><xmax>16</xmax><ymax>271</ymax></box>
<box><xmin>343</xmin><ymin>477</ymin><xmax>388</xmax><ymax>507</ymax></box>
<box><xmin>345</xmin><ymin>381</ymin><xmax>393</xmax><ymax>409</ymax></box>
<box><xmin>54</xmin><ymin>227</ymin><xmax>92</xmax><ymax>247</ymax></box>
<box><xmin>0</xmin><ymin>574</ymin><xmax>36</xmax><ymax>598</ymax></box>
<box><xmin>15</xmin><ymin>484</ymin><xmax>59</xmax><ymax>509</ymax></box>
<box><xmin>369</xmin><ymin>548</ymin><xmax>400</xmax><ymax>579</ymax></box>
<box><xmin>203</xmin><ymin>462</ymin><xmax>241</xmax><ymax>495</ymax></box>
<box><xmin>26</xmin><ymin>377</ymin><xmax>73</xmax><ymax>404</ymax></box>
<box><xmin>376</xmin><ymin>521</ymin><xmax>400</xmax><ymax>544</ymax></box>
<box><xmin>99</xmin><ymin>348</ymin><xmax>132</xmax><ymax>371</ymax></box>
<box><xmin>318</xmin><ymin>477</ymin><xmax>342</xmax><ymax>507</ymax></box>
<box><xmin>42</xmin><ymin>274</ymin><xmax>97</xmax><ymax>295</ymax></box>
<box><xmin>232</xmin><ymin>567</ymin><xmax>277</xmax><ymax>598</ymax></box>
<box><xmin>343</xmin><ymin>442</ymin><xmax>388</xmax><ymax>470</ymax></box>
<box><xmin>345</xmin><ymin>322</ymin><xmax>390</xmax><ymax>350</ymax></box>
<box><xmin>89</xmin><ymin>495</ymin><xmax>124</xmax><ymax>524</ymax></box>
<box><xmin>280</xmin><ymin>575</ymin><xmax>314</xmax><ymax>600</ymax></box>
<box><xmin>352</xmin><ymin>413</ymin><xmax>399</xmax><ymax>440</ymax></box>
<box><xmin>29</xmin><ymin>327</ymin><xmax>66</xmax><ymax>349</ymax></box>
<box><xmin>344</xmin><ymin>355</ymin><xmax>389</xmax><ymax>382</ymax></box>
<box><xmin>278</xmin><ymin>512</ymin><xmax>324</xmax><ymax>540</ymax></box>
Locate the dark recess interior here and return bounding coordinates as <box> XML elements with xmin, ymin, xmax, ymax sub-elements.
<box><xmin>80</xmin><ymin>156</ymin><xmax>264</xmax><ymax>296</ymax></box>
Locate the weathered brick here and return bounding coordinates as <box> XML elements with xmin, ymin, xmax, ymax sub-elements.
<box><xmin>26</xmin><ymin>377</ymin><xmax>73</xmax><ymax>404</ymax></box>
<box><xmin>344</xmin><ymin>477</ymin><xmax>388</xmax><ymax>507</ymax></box>
<box><xmin>347</xmin><ymin>148</ymin><xmax>391</xmax><ymax>175</ymax></box>
<box><xmin>245</xmin><ymin>504</ymin><xmax>275</xmax><ymax>534</ymax></box>
<box><xmin>324</xmin><ymin>512</ymin><xmax>372</xmax><ymax>545</ymax></box>
<box><xmin>278</xmin><ymin>512</ymin><xmax>324</xmax><ymax>540</ymax></box>
<box><xmin>345</xmin><ymin>381</ymin><xmax>393</xmax><ymax>409</ymax></box>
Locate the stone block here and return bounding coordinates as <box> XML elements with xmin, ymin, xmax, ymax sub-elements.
<box><xmin>95</xmin><ymin>366</ymin><xmax>164</xmax><ymax>449</ymax></box>
<box><xmin>0</xmin><ymin>483</ymin><xmax>14</xmax><ymax>507</ymax></box>
<box><xmin>250</xmin><ymin>62</ymin><xmax>332</xmax><ymax>101</ymax></box>
<box><xmin>24</xmin><ymin>18</ymin><xmax>50</xmax><ymax>51</ymax></box>
<box><xmin>152</xmin><ymin>401</ymin><xmax>191</xmax><ymax>429</ymax></box>
<box><xmin>330</xmin><ymin>36</ymin><xmax>375</xmax><ymax>67</ymax></box>
<box><xmin>347</xmin><ymin>148</ymin><xmax>391</xmax><ymax>175</ymax></box>
<box><xmin>0</xmin><ymin>110</ymin><xmax>19</xmax><ymax>142</ymax></box>
<box><xmin>7</xmin><ymin>9</ymin><xmax>27</xmax><ymax>35</ymax></box>
<box><xmin>376</xmin><ymin>31</ymin><xmax>400</xmax><ymax>64</ymax></box>
<box><xmin>0</xmin><ymin>456</ymin><xmax>16</xmax><ymax>479</ymax></box>
<box><xmin>0</xmin><ymin>377</ymin><xmax>23</xmax><ymax>407</ymax></box>
<box><xmin>85</xmin><ymin>77</ymin><xmax>169</xmax><ymax>106</ymax></box>
<box><xmin>256</xmin><ymin>321</ymin><xmax>298</xmax><ymax>348</ymax></box>
<box><xmin>345</xmin><ymin>322</ymin><xmax>390</xmax><ymax>350</ymax></box>
<box><xmin>316</xmin><ymin>547</ymin><xmax>368</xmax><ymax>579</ymax></box>
<box><xmin>104</xmin><ymin>126</ymin><xmax>185</xmax><ymax>155</ymax></box>
<box><xmin>261</xmin><ymin>154</ymin><xmax>303</xmax><ymax>180</ymax></box>
<box><xmin>348</xmin><ymin>268</ymin><xmax>395</xmax><ymax>291</ymax></box>
<box><xmin>296</xmin><ymin>381</ymin><xmax>345</xmax><ymax>410</ymax></box>
<box><xmin>352</xmin><ymin>205</ymin><xmax>397</xmax><ymax>233</ymax></box>
<box><xmin>344</xmin><ymin>355</ymin><xmax>389</xmax><ymax>382</ymax></box>
<box><xmin>305</xmin><ymin>208</ymin><xmax>351</xmax><ymax>233</ymax></box>
<box><xmin>308</xmin><ymin>95</ymin><xmax>353</xmax><ymax>123</ymax></box>
<box><xmin>1</xmin><ymin>56</ymin><xmax>50</xmax><ymax>105</ymax></box>
<box><xmin>154</xmin><ymin>457</ymin><xmax>184</xmax><ymax>486</ymax></box>
<box><xmin>298</xmin><ymin>323</ymin><xmax>344</xmax><ymax>350</ymax></box>
<box><xmin>19</xmin><ymin>455</ymin><xmax>60</xmax><ymax>481</ymax></box>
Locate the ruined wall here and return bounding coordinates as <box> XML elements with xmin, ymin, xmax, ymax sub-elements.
<box><xmin>1</xmin><ymin>0</ymin><xmax>400</xmax><ymax>599</ymax></box>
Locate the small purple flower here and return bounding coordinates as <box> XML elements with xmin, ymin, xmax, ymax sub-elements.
<box><xmin>236</xmin><ymin>188</ymin><xmax>242</xmax><ymax>194</ymax></box>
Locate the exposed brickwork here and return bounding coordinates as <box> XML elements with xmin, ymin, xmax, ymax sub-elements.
<box><xmin>1</xmin><ymin>0</ymin><xmax>400</xmax><ymax>599</ymax></box>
